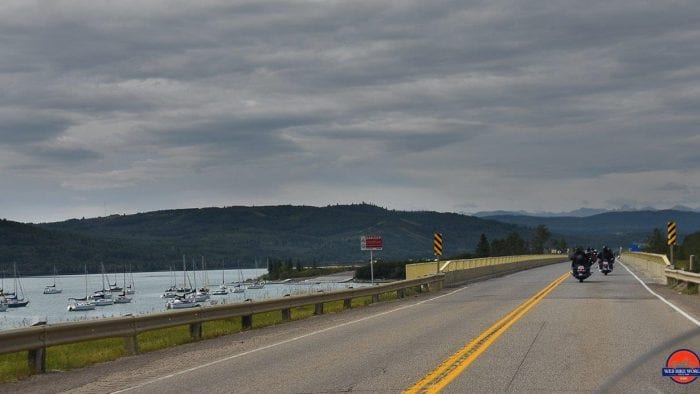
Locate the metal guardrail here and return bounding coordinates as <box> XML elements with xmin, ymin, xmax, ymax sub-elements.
<box><xmin>0</xmin><ymin>275</ymin><xmax>445</xmax><ymax>374</ymax></box>
<box><xmin>665</xmin><ymin>269</ymin><xmax>700</xmax><ymax>285</ymax></box>
<box><xmin>622</xmin><ymin>252</ymin><xmax>700</xmax><ymax>287</ymax></box>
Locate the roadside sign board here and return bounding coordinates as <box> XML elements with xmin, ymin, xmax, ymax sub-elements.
<box><xmin>361</xmin><ymin>235</ymin><xmax>383</xmax><ymax>251</ymax></box>
<box><xmin>667</xmin><ymin>221</ymin><xmax>677</xmax><ymax>246</ymax></box>
<box><xmin>434</xmin><ymin>232</ymin><xmax>443</xmax><ymax>256</ymax></box>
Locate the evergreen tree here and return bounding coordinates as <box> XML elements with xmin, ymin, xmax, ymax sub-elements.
<box><xmin>644</xmin><ymin>228</ymin><xmax>668</xmax><ymax>254</ymax></box>
<box><xmin>475</xmin><ymin>233</ymin><xmax>490</xmax><ymax>257</ymax></box>
<box><xmin>551</xmin><ymin>238</ymin><xmax>567</xmax><ymax>252</ymax></box>
<box><xmin>529</xmin><ymin>225</ymin><xmax>551</xmax><ymax>253</ymax></box>
<box><xmin>490</xmin><ymin>231</ymin><xmax>528</xmax><ymax>256</ymax></box>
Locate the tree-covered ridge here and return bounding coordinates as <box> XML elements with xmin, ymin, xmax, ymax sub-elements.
<box><xmin>3</xmin><ymin>204</ymin><xmax>528</xmax><ymax>275</ymax></box>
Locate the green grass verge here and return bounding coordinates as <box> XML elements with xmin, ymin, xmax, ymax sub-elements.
<box><xmin>202</xmin><ymin>317</ymin><xmax>243</xmax><ymax>339</ymax></box>
<box><xmin>137</xmin><ymin>325</ymin><xmax>192</xmax><ymax>353</ymax></box>
<box><xmin>47</xmin><ymin>338</ymin><xmax>125</xmax><ymax>371</ymax></box>
<box><xmin>0</xmin><ymin>352</ymin><xmax>30</xmax><ymax>383</ymax></box>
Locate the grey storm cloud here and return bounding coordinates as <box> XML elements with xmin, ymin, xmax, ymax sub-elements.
<box><xmin>0</xmin><ymin>114</ymin><xmax>72</xmax><ymax>145</ymax></box>
<box><xmin>1</xmin><ymin>0</ymin><xmax>700</xmax><ymax>222</ymax></box>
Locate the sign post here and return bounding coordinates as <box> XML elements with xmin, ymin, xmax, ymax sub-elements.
<box><xmin>668</xmin><ymin>221</ymin><xmax>677</xmax><ymax>267</ymax></box>
<box><xmin>434</xmin><ymin>232</ymin><xmax>443</xmax><ymax>274</ymax></box>
<box><xmin>361</xmin><ymin>235</ymin><xmax>383</xmax><ymax>284</ymax></box>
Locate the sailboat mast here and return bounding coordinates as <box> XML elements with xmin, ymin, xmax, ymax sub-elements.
<box><xmin>182</xmin><ymin>254</ymin><xmax>186</xmax><ymax>288</ymax></box>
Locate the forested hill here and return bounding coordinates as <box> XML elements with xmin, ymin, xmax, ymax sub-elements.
<box><xmin>3</xmin><ymin>204</ymin><xmax>527</xmax><ymax>275</ymax></box>
<box><xmin>0</xmin><ymin>218</ymin><xmax>147</xmax><ymax>276</ymax></box>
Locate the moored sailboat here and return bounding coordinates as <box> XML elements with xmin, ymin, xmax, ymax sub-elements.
<box><xmin>7</xmin><ymin>263</ymin><xmax>29</xmax><ymax>308</ymax></box>
<box><xmin>113</xmin><ymin>266</ymin><xmax>132</xmax><ymax>304</ymax></box>
<box><xmin>43</xmin><ymin>265</ymin><xmax>63</xmax><ymax>294</ymax></box>
<box><xmin>211</xmin><ymin>260</ymin><xmax>228</xmax><ymax>295</ymax></box>
<box><xmin>125</xmin><ymin>264</ymin><xmax>136</xmax><ymax>294</ymax></box>
<box><xmin>68</xmin><ymin>265</ymin><xmax>96</xmax><ymax>311</ymax></box>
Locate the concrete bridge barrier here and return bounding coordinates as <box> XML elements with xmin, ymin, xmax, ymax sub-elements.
<box><xmin>406</xmin><ymin>255</ymin><xmax>566</xmax><ymax>287</ymax></box>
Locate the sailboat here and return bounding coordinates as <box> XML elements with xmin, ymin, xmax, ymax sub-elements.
<box><xmin>212</xmin><ymin>260</ymin><xmax>228</xmax><ymax>295</ymax></box>
<box><xmin>6</xmin><ymin>263</ymin><xmax>29</xmax><ymax>308</ymax></box>
<box><xmin>113</xmin><ymin>266</ymin><xmax>132</xmax><ymax>304</ymax></box>
<box><xmin>176</xmin><ymin>255</ymin><xmax>192</xmax><ymax>293</ymax></box>
<box><xmin>89</xmin><ymin>263</ymin><xmax>114</xmax><ymax>306</ymax></box>
<box><xmin>246</xmin><ymin>260</ymin><xmax>265</xmax><ymax>290</ymax></box>
<box><xmin>161</xmin><ymin>266</ymin><xmax>178</xmax><ymax>298</ymax></box>
<box><xmin>229</xmin><ymin>260</ymin><xmax>245</xmax><ymax>293</ymax></box>
<box><xmin>43</xmin><ymin>265</ymin><xmax>63</xmax><ymax>294</ymax></box>
<box><xmin>192</xmin><ymin>257</ymin><xmax>210</xmax><ymax>302</ymax></box>
<box><xmin>107</xmin><ymin>266</ymin><xmax>122</xmax><ymax>292</ymax></box>
<box><xmin>165</xmin><ymin>257</ymin><xmax>199</xmax><ymax>309</ymax></box>
<box><xmin>125</xmin><ymin>264</ymin><xmax>136</xmax><ymax>294</ymax></box>
<box><xmin>68</xmin><ymin>264</ymin><xmax>97</xmax><ymax>311</ymax></box>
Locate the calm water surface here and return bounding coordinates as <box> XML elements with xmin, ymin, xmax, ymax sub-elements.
<box><xmin>0</xmin><ymin>269</ymin><xmax>362</xmax><ymax>330</ymax></box>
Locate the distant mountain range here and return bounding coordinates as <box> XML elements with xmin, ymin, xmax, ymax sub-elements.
<box><xmin>471</xmin><ymin>205</ymin><xmax>700</xmax><ymax>218</ymax></box>
<box><xmin>480</xmin><ymin>210</ymin><xmax>700</xmax><ymax>247</ymax></box>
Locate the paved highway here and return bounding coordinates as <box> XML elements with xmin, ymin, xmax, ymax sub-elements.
<box><xmin>6</xmin><ymin>261</ymin><xmax>700</xmax><ymax>393</ymax></box>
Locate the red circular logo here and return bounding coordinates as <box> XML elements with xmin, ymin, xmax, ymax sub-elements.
<box><xmin>665</xmin><ymin>349</ymin><xmax>700</xmax><ymax>384</ymax></box>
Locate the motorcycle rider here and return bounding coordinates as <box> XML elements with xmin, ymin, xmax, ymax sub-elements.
<box><xmin>600</xmin><ymin>246</ymin><xmax>615</xmax><ymax>270</ymax></box>
<box><xmin>572</xmin><ymin>248</ymin><xmax>590</xmax><ymax>271</ymax></box>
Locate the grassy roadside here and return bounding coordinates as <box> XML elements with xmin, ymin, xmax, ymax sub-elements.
<box><xmin>0</xmin><ymin>289</ymin><xmax>415</xmax><ymax>383</ymax></box>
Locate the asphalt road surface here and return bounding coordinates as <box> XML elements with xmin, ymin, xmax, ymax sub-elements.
<box><xmin>5</xmin><ymin>260</ymin><xmax>700</xmax><ymax>393</ymax></box>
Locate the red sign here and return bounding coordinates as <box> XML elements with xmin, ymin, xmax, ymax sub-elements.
<box><xmin>361</xmin><ymin>235</ymin><xmax>383</xmax><ymax>250</ymax></box>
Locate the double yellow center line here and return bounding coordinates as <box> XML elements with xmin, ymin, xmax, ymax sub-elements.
<box><xmin>405</xmin><ymin>272</ymin><xmax>570</xmax><ymax>394</ymax></box>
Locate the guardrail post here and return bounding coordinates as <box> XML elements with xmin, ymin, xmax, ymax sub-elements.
<box><xmin>690</xmin><ymin>255</ymin><xmax>698</xmax><ymax>273</ymax></box>
<box><xmin>123</xmin><ymin>336</ymin><xmax>139</xmax><ymax>356</ymax></box>
<box><xmin>242</xmin><ymin>315</ymin><xmax>253</xmax><ymax>330</ymax></box>
<box><xmin>281</xmin><ymin>308</ymin><xmax>291</xmax><ymax>321</ymax></box>
<box><xmin>688</xmin><ymin>255</ymin><xmax>698</xmax><ymax>294</ymax></box>
<box><xmin>28</xmin><ymin>348</ymin><xmax>46</xmax><ymax>374</ymax></box>
<box><xmin>314</xmin><ymin>303</ymin><xmax>324</xmax><ymax>315</ymax></box>
<box><xmin>428</xmin><ymin>280</ymin><xmax>442</xmax><ymax>292</ymax></box>
<box><xmin>397</xmin><ymin>289</ymin><xmax>405</xmax><ymax>299</ymax></box>
<box><xmin>123</xmin><ymin>315</ymin><xmax>138</xmax><ymax>355</ymax></box>
<box><xmin>668</xmin><ymin>276</ymin><xmax>678</xmax><ymax>287</ymax></box>
<box><xmin>343</xmin><ymin>298</ymin><xmax>352</xmax><ymax>309</ymax></box>
<box><xmin>189</xmin><ymin>322</ymin><xmax>202</xmax><ymax>341</ymax></box>
<box><xmin>372</xmin><ymin>294</ymin><xmax>380</xmax><ymax>303</ymax></box>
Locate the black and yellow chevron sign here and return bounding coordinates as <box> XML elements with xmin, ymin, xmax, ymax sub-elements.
<box><xmin>667</xmin><ymin>221</ymin><xmax>677</xmax><ymax>246</ymax></box>
<box><xmin>433</xmin><ymin>232</ymin><xmax>443</xmax><ymax>256</ymax></box>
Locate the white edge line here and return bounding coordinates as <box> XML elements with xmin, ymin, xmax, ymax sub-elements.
<box><xmin>111</xmin><ymin>287</ymin><xmax>467</xmax><ymax>393</ymax></box>
<box><xmin>619</xmin><ymin>260</ymin><xmax>700</xmax><ymax>327</ymax></box>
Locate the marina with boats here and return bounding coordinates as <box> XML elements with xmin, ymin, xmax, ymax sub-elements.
<box><xmin>0</xmin><ymin>262</ymin><xmax>361</xmax><ymax>329</ymax></box>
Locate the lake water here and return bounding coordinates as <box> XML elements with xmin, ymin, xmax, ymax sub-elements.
<box><xmin>0</xmin><ymin>269</ymin><xmax>363</xmax><ymax>330</ymax></box>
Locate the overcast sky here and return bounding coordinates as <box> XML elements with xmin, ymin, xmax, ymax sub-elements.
<box><xmin>2</xmin><ymin>0</ymin><xmax>699</xmax><ymax>223</ymax></box>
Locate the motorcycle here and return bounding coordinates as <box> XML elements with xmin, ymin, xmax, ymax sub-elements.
<box><xmin>573</xmin><ymin>263</ymin><xmax>591</xmax><ymax>282</ymax></box>
<box><xmin>600</xmin><ymin>259</ymin><xmax>612</xmax><ymax>275</ymax></box>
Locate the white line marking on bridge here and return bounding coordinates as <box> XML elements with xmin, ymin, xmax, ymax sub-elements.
<box><xmin>110</xmin><ymin>286</ymin><xmax>468</xmax><ymax>393</ymax></box>
<box><xmin>620</xmin><ymin>260</ymin><xmax>700</xmax><ymax>327</ymax></box>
